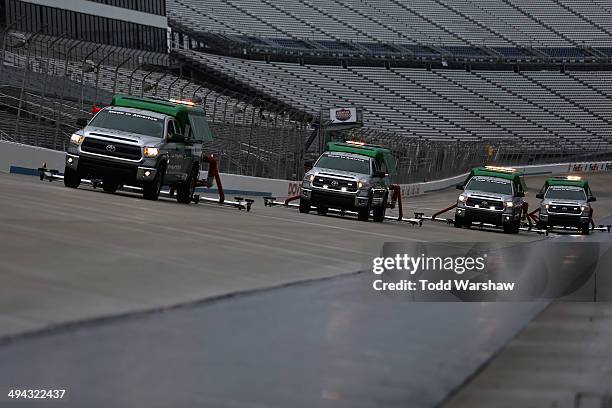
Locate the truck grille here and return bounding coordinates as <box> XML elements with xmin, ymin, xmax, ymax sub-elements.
<box><xmin>312</xmin><ymin>176</ymin><xmax>358</xmax><ymax>192</ymax></box>
<box><xmin>81</xmin><ymin>138</ymin><xmax>141</xmax><ymax>161</ymax></box>
<box><xmin>549</xmin><ymin>204</ymin><xmax>581</xmax><ymax>215</ymax></box>
<box><xmin>466</xmin><ymin>197</ymin><xmax>504</xmax><ymax>210</ymax></box>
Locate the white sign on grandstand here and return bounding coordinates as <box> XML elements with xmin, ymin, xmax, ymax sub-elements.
<box><xmin>329</xmin><ymin>107</ymin><xmax>358</xmax><ymax>124</ymax></box>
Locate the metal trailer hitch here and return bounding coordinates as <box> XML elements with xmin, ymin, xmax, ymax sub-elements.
<box><xmin>38</xmin><ymin>160</ymin><xmax>254</xmax><ymax>212</ymax></box>
<box><xmin>416</xmin><ymin>199</ymin><xmax>611</xmax><ymax>235</ymax></box>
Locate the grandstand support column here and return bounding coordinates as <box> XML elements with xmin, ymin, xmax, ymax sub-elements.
<box><xmin>94</xmin><ymin>48</ymin><xmax>115</xmax><ymax>105</ymax></box>
<box><xmin>113</xmin><ymin>57</ymin><xmax>133</xmax><ymax>94</ymax></box>
<box><xmin>15</xmin><ymin>27</ymin><xmax>46</xmax><ymax>142</ymax></box>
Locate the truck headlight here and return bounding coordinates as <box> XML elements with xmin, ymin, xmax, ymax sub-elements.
<box><xmin>505</xmin><ymin>201</ymin><xmax>514</xmax><ymax>208</ymax></box>
<box><xmin>70</xmin><ymin>133</ymin><xmax>84</xmax><ymax>145</ymax></box>
<box><xmin>458</xmin><ymin>194</ymin><xmax>467</xmax><ymax>202</ymax></box>
<box><xmin>144</xmin><ymin>147</ymin><xmax>159</xmax><ymax>157</ymax></box>
<box><xmin>358</xmin><ymin>180</ymin><xmax>370</xmax><ymax>189</ymax></box>
<box><xmin>303</xmin><ymin>174</ymin><xmax>314</xmax><ymax>186</ymax></box>
<box><xmin>581</xmin><ymin>205</ymin><xmax>589</xmax><ymax>214</ymax></box>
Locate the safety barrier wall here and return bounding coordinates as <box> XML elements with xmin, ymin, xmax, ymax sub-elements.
<box><xmin>2</xmin><ymin>141</ymin><xmax>611</xmax><ymax>198</ymax></box>
<box><xmin>398</xmin><ymin>161</ymin><xmax>612</xmax><ymax>197</ymax></box>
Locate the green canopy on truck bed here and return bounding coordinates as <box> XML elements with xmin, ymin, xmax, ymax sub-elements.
<box><xmin>110</xmin><ymin>94</ymin><xmax>213</xmax><ymax>141</ymax></box>
<box><xmin>325</xmin><ymin>141</ymin><xmax>397</xmax><ymax>175</ymax></box>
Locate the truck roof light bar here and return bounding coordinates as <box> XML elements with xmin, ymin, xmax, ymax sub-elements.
<box><xmin>484</xmin><ymin>165</ymin><xmax>518</xmax><ymax>173</ymax></box>
<box><xmin>169</xmin><ymin>99</ymin><xmax>195</xmax><ymax>106</ymax></box>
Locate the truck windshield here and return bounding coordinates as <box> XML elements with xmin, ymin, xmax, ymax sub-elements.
<box><xmin>545</xmin><ymin>187</ymin><xmax>586</xmax><ymax>201</ymax></box>
<box><xmin>466</xmin><ymin>177</ymin><xmax>513</xmax><ymax>195</ymax></box>
<box><xmin>315</xmin><ymin>154</ymin><xmax>371</xmax><ymax>174</ymax></box>
<box><xmin>89</xmin><ymin>109</ymin><xmax>165</xmax><ymax>138</ymax></box>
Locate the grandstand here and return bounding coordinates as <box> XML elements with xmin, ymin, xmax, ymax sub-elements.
<box><xmin>178</xmin><ymin>49</ymin><xmax>612</xmax><ymax>149</ymax></box>
<box><xmin>1</xmin><ymin>0</ymin><xmax>612</xmax><ymax>182</ymax></box>
<box><xmin>167</xmin><ymin>0</ymin><xmax>612</xmax><ymax>61</ymax></box>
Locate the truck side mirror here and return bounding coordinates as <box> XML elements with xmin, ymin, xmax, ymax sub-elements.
<box><xmin>536</xmin><ymin>193</ymin><xmax>544</xmax><ymax>199</ymax></box>
<box><xmin>516</xmin><ymin>191</ymin><xmax>525</xmax><ymax>198</ymax></box>
<box><xmin>588</xmin><ymin>196</ymin><xmax>597</xmax><ymax>202</ymax></box>
<box><xmin>167</xmin><ymin>132</ymin><xmax>185</xmax><ymax>143</ymax></box>
<box><xmin>374</xmin><ymin>171</ymin><xmax>387</xmax><ymax>178</ymax></box>
<box><xmin>76</xmin><ymin>118</ymin><xmax>88</xmax><ymax>128</ymax></box>
<box><xmin>456</xmin><ymin>184</ymin><xmax>464</xmax><ymax>190</ymax></box>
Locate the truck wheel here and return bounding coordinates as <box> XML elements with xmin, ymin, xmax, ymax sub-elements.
<box><xmin>102</xmin><ymin>178</ymin><xmax>119</xmax><ymax>193</ymax></box>
<box><xmin>372</xmin><ymin>205</ymin><xmax>386</xmax><ymax>223</ymax></box>
<box><xmin>316</xmin><ymin>206</ymin><xmax>328</xmax><ymax>215</ymax></box>
<box><xmin>454</xmin><ymin>218</ymin><xmax>463</xmax><ymax>228</ymax></box>
<box><xmin>177</xmin><ymin>166</ymin><xmax>198</xmax><ymax>204</ymax></box>
<box><xmin>63</xmin><ymin>167</ymin><xmax>81</xmax><ymax>188</ymax></box>
<box><xmin>357</xmin><ymin>207</ymin><xmax>369</xmax><ymax>222</ymax></box>
<box><xmin>143</xmin><ymin>163</ymin><xmax>165</xmax><ymax>201</ymax></box>
<box><xmin>299</xmin><ymin>199</ymin><xmax>310</xmax><ymax>214</ymax></box>
<box><xmin>581</xmin><ymin>226</ymin><xmax>590</xmax><ymax>235</ymax></box>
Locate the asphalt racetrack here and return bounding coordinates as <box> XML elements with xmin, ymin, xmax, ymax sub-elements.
<box><xmin>0</xmin><ymin>171</ymin><xmax>611</xmax><ymax>407</ymax></box>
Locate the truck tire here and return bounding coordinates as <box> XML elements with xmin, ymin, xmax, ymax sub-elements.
<box><xmin>454</xmin><ymin>218</ymin><xmax>463</xmax><ymax>228</ymax></box>
<box><xmin>103</xmin><ymin>178</ymin><xmax>119</xmax><ymax>193</ymax></box>
<box><xmin>63</xmin><ymin>167</ymin><xmax>81</xmax><ymax>189</ymax></box>
<box><xmin>581</xmin><ymin>225</ymin><xmax>590</xmax><ymax>235</ymax></box>
<box><xmin>357</xmin><ymin>207</ymin><xmax>369</xmax><ymax>222</ymax></box>
<box><xmin>143</xmin><ymin>163</ymin><xmax>165</xmax><ymax>201</ymax></box>
<box><xmin>316</xmin><ymin>206</ymin><xmax>328</xmax><ymax>215</ymax></box>
<box><xmin>372</xmin><ymin>204</ymin><xmax>386</xmax><ymax>223</ymax></box>
<box><xmin>177</xmin><ymin>166</ymin><xmax>198</xmax><ymax>204</ymax></box>
<box><xmin>299</xmin><ymin>199</ymin><xmax>310</xmax><ymax>214</ymax></box>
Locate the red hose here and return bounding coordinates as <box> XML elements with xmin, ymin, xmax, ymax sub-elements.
<box><xmin>388</xmin><ymin>184</ymin><xmax>403</xmax><ymax>220</ymax></box>
<box><xmin>432</xmin><ymin>203</ymin><xmax>457</xmax><ymax>220</ymax></box>
<box><xmin>200</xmin><ymin>154</ymin><xmax>225</xmax><ymax>203</ymax></box>
<box><xmin>284</xmin><ymin>195</ymin><xmax>301</xmax><ymax>205</ymax></box>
